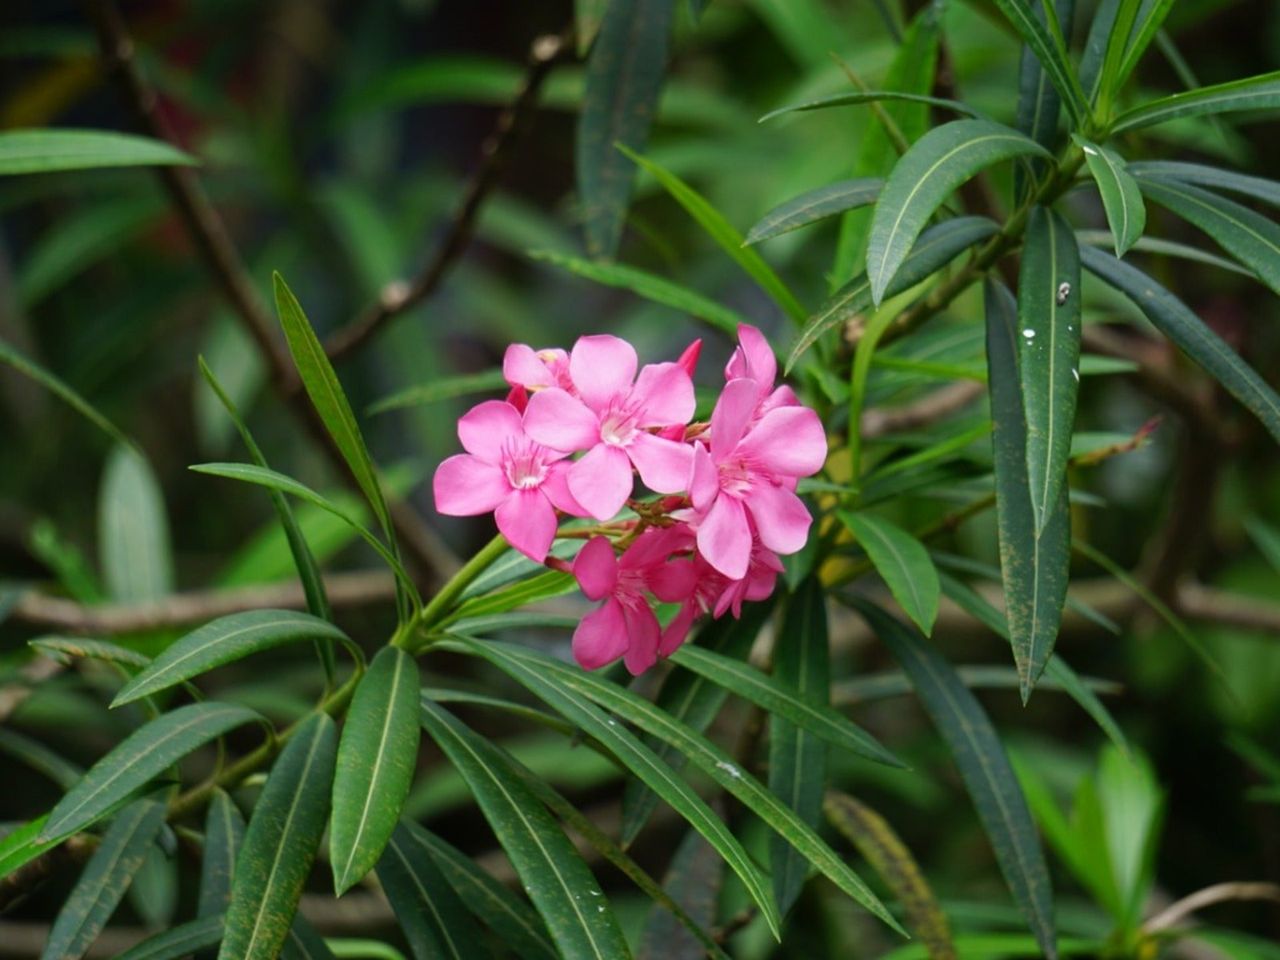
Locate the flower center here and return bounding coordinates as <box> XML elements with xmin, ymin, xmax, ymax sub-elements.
<box><xmin>599</xmin><ymin>401</ymin><xmax>640</xmax><ymax>447</ymax></box>
<box><xmin>717</xmin><ymin>458</ymin><xmax>754</xmax><ymax>497</ymax></box>
<box><xmin>615</xmin><ymin>567</ymin><xmax>649</xmax><ymax>608</ymax></box>
<box><xmin>501</xmin><ymin>438</ymin><xmax>550</xmax><ymax>490</ymax></box>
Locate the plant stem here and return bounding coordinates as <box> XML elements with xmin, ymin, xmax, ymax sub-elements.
<box><xmin>403</xmin><ymin>533</ymin><xmax>511</xmax><ymax>650</ymax></box>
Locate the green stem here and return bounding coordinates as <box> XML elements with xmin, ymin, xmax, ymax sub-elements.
<box><xmin>402</xmin><ymin>533</ymin><xmax>510</xmax><ymax>651</ymax></box>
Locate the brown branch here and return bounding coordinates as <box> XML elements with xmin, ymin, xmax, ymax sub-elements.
<box><xmin>860</xmin><ymin>380</ymin><xmax>984</xmax><ymax>439</ymax></box>
<box><xmin>1143</xmin><ymin>881</ymin><xmax>1280</xmax><ymax>934</ymax></box>
<box><xmin>321</xmin><ymin>29</ymin><xmax>572</xmax><ymax>362</ymax></box>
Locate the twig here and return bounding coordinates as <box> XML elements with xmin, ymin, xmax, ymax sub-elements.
<box><xmin>860</xmin><ymin>380</ymin><xmax>984</xmax><ymax>438</ymax></box>
<box><xmin>1143</xmin><ymin>881</ymin><xmax>1280</xmax><ymax>934</ymax></box>
<box><xmin>322</xmin><ymin>29</ymin><xmax>572</xmax><ymax>362</ymax></box>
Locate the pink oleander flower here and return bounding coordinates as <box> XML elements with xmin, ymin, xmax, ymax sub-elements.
<box><xmin>696</xmin><ymin>534</ymin><xmax>785</xmax><ymax>620</ymax></box>
<box><xmin>524</xmin><ymin>335</ymin><xmax>697</xmax><ymax>521</ymax></box>
<box><xmin>572</xmin><ymin>530</ymin><xmax>696</xmax><ymax>675</ymax></box>
<box><xmin>689</xmin><ymin>377</ymin><xmax>827</xmax><ymax>580</ymax></box>
<box><xmin>725</xmin><ymin>323</ymin><xmax>799</xmax><ymax>419</ymax></box>
<box><xmin>432</xmin><ymin>400</ymin><xmax>583</xmax><ymax>562</ymax></box>
<box><xmin>503</xmin><ymin>344</ymin><xmax>574</xmax><ymax>413</ymax></box>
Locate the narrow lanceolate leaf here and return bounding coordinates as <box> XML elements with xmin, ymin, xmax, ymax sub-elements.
<box><xmin>1115</xmin><ymin>0</ymin><xmax>1175</xmax><ymax>89</ymax></box>
<box><xmin>1017</xmin><ymin>207</ymin><xmax>1082</xmax><ymax>537</ymax></box>
<box><xmin>113</xmin><ymin>915</ymin><xmax>225</xmax><ymax>960</ymax></box>
<box><xmin>464</xmin><ymin>641</ymin><xmax>902</xmax><ymax>934</ymax></box>
<box><xmin>377</xmin><ymin>820</ymin><xmax>490</xmax><ymax>960</ymax></box>
<box><xmin>330</xmin><ymin>647</ymin><xmax>421</xmax><ymax>894</ymax></box>
<box><xmin>198</xmin><ymin>788</ymin><xmax>245</xmax><ymax>920</ymax></box>
<box><xmin>867</xmin><ymin>120</ymin><xmax>1050</xmax><ymax>304</ymax></box>
<box><xmin>1112</xmin><ymin>70</ymin><xmax>1280</xmax><ymax>133</ymax></box>
<box><xmin>1134</xmin><ymin>176</ymin><xmax>1280</xmax><ymax>296</ymax></box>
<box><xmin>0</xmin><ymin>129</ymin><xmax>195</xmax><ymax>175</ymax></box>
<box><xmin>418</xmin><ymin>701</ymin><xmax>632</xmax><ymax>960</ymax></box>
<box><xmin>789</xmin><ymin>217</ymin><xmax>999</xmax><ymax>371</ymax></box>
<box><xmin>1126</xmin><ymin>161</ymin><xmax>1280</xmax><ymax>210</ymax></box>
<box><xmin>409</xmin><ymin>827</ymin><xmax>557</xmax><ymax>960</ymax></box>
<box><xmin>369</xmin><ymin>369</ymin><xmax>509</xmax><ymax>415</ymax></box>
<box><xmin>30</xmin><ymin>636</ymin><xmax>149</xmax><ymax>669</ymax></box>
<box><xmin>450</xmin><ymin>636</ymin><xmax>782</xmax><ymax>939</ymax></box>
<box><xmin>0</xmin><ymin>816</ymin><xmax>59</xmax><ymax>881</ymax></box>
<box><xmin>667</xmin><ymin>645</ymin><xmax>901</xmax><ymax>767</ymax></box>
<box><xmin>577</xmin><ymin>0</ymin><xmax>675</xmax><ymax>257</ymax></box>
<box><xmin>1081</xmin><ymin>246</ymin><xmax>1280</xmax><ymax>443</ymax></box>
<box><xmin>840</xmin><ymin>511</ymin><xmax>940</xmax><ymax>636</ymax></box>
<box><xmin>41</xmin><ymin>800</ymin><xmax>167</xmax><ymax>960</ymax></box>
<box><xmin>825</xmin><ymin>792</ymin><xmax>957</xmax><ymax>960</ymax></box>
<box><xmin>0</xmin><ymin>339</ymin><xmax>130</xmax><ymax>446</ymax></box>
<box><xmin>1014</xmin><ymin>0</ymin><xmax>1075</xmax><ymax>198</ymax></box>
<box><xmin>44</xmin><ymin>703</ymin><xmax>263</xmax><ymax>841</ymax></box>
<box><xmin>745</xmin><ymin>179</ymin><xmax>883</xmax><ymax>246</ymax></box>
<box><xmin>115</xmin><ymin>611</ymin><xmax>352</xmax><ymax>706</ymax></box>
<box><xmin>220</xmin><ymin>713</ymin><xmax>337</xmax><ymax>960</ymax></box>
<box><xmin>638</xmin><ymin>828</ymin><xmax>724</xmax><ymax>960</ymax></box>
<box><xmin>99</xmin><ymin>445</ymin><xmax>173</xmax><ymax>603</ymax></box>
<box><xmin>272</xmin><ymin>274</ymin><xmax>395</xmax><ymax>545</ymax></box>
<box><xmin>849</xmin><ymin>599</ymin><xmax>1057</xmax><ymax>960</ymax></box>
<box><xmin>759</xmin><ymin>92</ymin><xmax>983</xmax><ymax>124</ymax></box>
<box><xmin>769</xmin><ymin>576</ymin><xmax>830</xmax><ymax>916</ymax></box>
<box><xmin>1075</xmin><ymin>137</ymin><xmax>1145</xmax><ymax>257</ymax></box>
<box><xmin>1079</xmin><ymin>0</ymin><xmax>1120</xmax><ymax>105</ymax></box>
<box><xmin>989</xmin><ymin>0</ymin><xmax>1088</xmax><ymax>126</ymax></box>
<box><xmin>984</xmin><ymin>279</ymin><xmax>1069</xmax><ymax>698</ymax></box>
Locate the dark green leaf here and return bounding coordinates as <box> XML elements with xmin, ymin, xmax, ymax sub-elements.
<box><xmin>198</xmin><ymin>788</ymin><xmax>245</xmax><ymax>920</ymax></box>
<box><xmin>849</xmin><ymin>598</ymin><xmax>1057</xmax><ymax>960</ymax></box>
<box><xmin>1014</xmin><ymin>0</ymin><xmax>1075</xmax><ymax>198</ymax></box>
<box><xmin>114</xmin><ymin>915</ymin><xmax>225</xmax><ymax>960</ymax></box>
<box><xmin>30</xmin><ymin>636</ymin><xmax>149</xmax><ymax>670</ymax></box>
<box><xmin>1112</xmin><ymin>71</ymin><xmax>1280</xmax><ymax>133</ymax></box>
<box><xmin>637</xmin><ymin>828</ymin><xmax>724</xmax><ymax>960</ymax></box>
<box><xmin>0</xmin><ymin>727</ymin><xmax>83</xmax><ymax>789</ymax></box>
<box><xmin>1075</xmin><ymin>138</ymin><xmax>1145</xmax><ymax>257</ymax></box>
<box><xmin>99</xmin><ymin>445</ymin><xmax>173</xmax><ymax>603</ymax></box>
<box><xmin>220</xmin><ymin>713</ymin><xmax>337</xmax><ymax>960</ymax></box>
<box><xmin>760</xmin><ymin>91</ymin><xmax>983</xmax><ymax>124</ymax></box>
<box><xmin>0</xmin><ymin>339</ymin><xmax>130</xmax><ymax>446</ymax></box>
<box><xmin>1079</xmin><ymin>0</ymin><xmax>1121</xmax><ymax>105</ymax></box>
<box><xmin>989</xmin><ymin>0</ymin><xmax>1088</xmax><ymax>126</ymax></box>
<box><xmin>1127</xmin><ymin>161</ymin><xmax>1280</xmax><ymax>210</ymax></box>
<box><xmin>840</xmin><ymin>511</ymin><xmax>941</xmax><ymax>635</ymax></box>
<box><xmin>1116</xmin><ymin>0</ymin><xmax>1176</xmax><ymax>90</ymax></box>
<box><xmin>744</xmin><ymin>179</ymin><xmax>883</xmax><ymax>246</ymax></box>
<box><xmin>368</xmin><ymin>369</ymin><xmax>509</xmax><ymax>415</ymax></box>
<box><xmin>0</xmin><ymin>129</ymin><xmax>195</xmax><ymax>175</ymax></box>
<box><xmin>1075</xmin><ymin>230</ymin><xmax>1251</xmax><ymax>276</ymax></box>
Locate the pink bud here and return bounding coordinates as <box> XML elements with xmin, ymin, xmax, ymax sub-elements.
<box><xmin>677</xmin><ymin>339</ymin><xmax>703</xmax><ymax>378</ymax></box>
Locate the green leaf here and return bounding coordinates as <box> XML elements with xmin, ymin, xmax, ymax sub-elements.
<box><xmin>528</xmin><ymin>249</ymin><xmax>750</xmax><ymax>337</ymax></box>
<box><xmin>849</xmin><ymin>598</ymin><xmax>1057</xmax><ymax>960</ymax></box>
<box><xmin>575</xmin><ymin>0</ymin><xmax>607</xmax><ymax>54</ymax></box>
<box><xmin>1112</xmin><ymin>70</ymin><xmax>1280</xmax><ymax>133</ymax></box>
<box><xmin>0</xmin><ymin>339</ymin><xmax>130</xmax><ymax>446</ymax></box>
<box><xmin>44</xmin><ymin>703</ymin><xmax>263</xmax><ymax>842</ymax></box>
<box><xmin>840</xmin><ymin>511</ymin><xmax>941</xmax><ymax>636</ymax></box>
<box><xmin>759</xmin><ymin>91</ymin><xmax>983</xmax><ymax>124</ymax></box>
<box><xmin>789</xmin><ymin>216</ymin><xmax>999</xmax><ymax>371</ymax></box>
<box><xmin>1115</xmin><ymin>0</ymin><xmax>1176</xmax><ymax>91</ymax></box>
<box><xmin>330</xmin><ymin>647</ymin><xmax>421</xmax><ymax>894</ymax></box>
<box><xmin>1080</xmin><ymin>246</ymin><xmax>1280</xmax><ymax>443</ymax></box>
<box><xmin>984</xmin><ymin>279</ymin><xmax>1070</xmax><ymax>698</ymax></box>
<box><xmin>368</xmin><ymin>369</ymin><xmax>509</xmax><ymax>415</ymax></box>
<box><xmin>377</xmin><ymin>820</ymin><xmax>490</xmax><ymax>960</ymax></box>
<box><xmin>768</xmin><ymin>576</ymin><xmax>830</xmax><ymax>915</ymax></box>
<box><xmin>418</xmin><ymin>700</ymin><xmax>632</xmax><ymax>960</ymax></box>
<box><xmin>637</xmin><ymin>827</ymin><xmax>724</xmax><ymax>960</ymax></box>
<box><xmin>447</xmin><ymin>570</ymin><xmax>576</xmax><ymax>624</ymax></box>
<box><xmin>30</xmin><ymin>636</ymin><xmax>150</xmax><ymax>669</ymax></box>
<box><xmin>41</xmin><ymin>799</ymin><xmax>168</xmax><ymax>960</ymax></box>
<box><xmin>988</xmin><ymin>0</ymin><xmax>1088</xmax><ymax>126</ymax></box>
<box><xmin>114</xmin><ymin>915</ymin><xmax>225</xmax><ymax>960</ymax></box>
<box><xmin>448</xmin><ymin>635</ymin><xmax>782</xmax><ymax>939</ymax></box>
<box><xmin>0</xmin><ymin>815</ymin><xmax>59</xmax><ymax>881</ymax></box>
<box><xmin>99</xmin><ymin>445</ymin><xmax>173</xmax><ymax>603</ymax></box>
<box><xmin>868</xmin><ymin>120</ymin><xmax>1049</xmax><ymax>305</ymax></box>
<box><xmin>1126</xmin><ymin>161</ymin><xmax>1280</xmax><ymax>210</ymax></box>
<box><xmin>1074</xmin><ymin>138</ymin><xmax>1145</xmax><ymax>257</ymax></box>
<box><xmin>198</xmin><ymin>788</ymin><xmax>245</xmax><ymax>920</ymax></box>
<box><xmin>1246</xmin><ymin>517</ymin><xmax>1280</xmax><ymax>575</ymax></box>
<box><xmin>619</xmin><ymin>145</ymin><xmax>807</xmax><ymax>323</ymax></box>
<box><xmin>1075</xmin><ymin>229</ymin><xmax>1251</xmax><ymax>276</ymax></box>
<box><xmin>0</xmin><ymin>727</ymin><xmax>83</xmax><ymax>789</ymax></box>
<box><xmin>1134</xmin><ymin>176</ymin><xmax>1280</xmax><ymax>296</ymax></box>
<box><xmin>744</xmin><ymin>179</ymin><xmax>883</xmax><ymax>246</ymax></box>
<box><xmin>458</xmin><ymin>641</ymin><xmax>902</xmax><ymax>934</ymax></box>
<box><xmin>1014</xmin><ymin>0</ymin><xmax>1075</xmax><ymax>199</ymax></box>
<box><xmin>577</xmin><ymin>0</ymin><xmax>676</xmax><ymax>257</ymax></box>
<box><xmin>666</xmin><ymin>644</ymin><xmax>901</xmax><ymax>767</ymax></box>
<box><xmin>0</xmin><ymin>129</ymin><xmax>195</xmax><ymax>175</ymax></box>
<box><xmin>220</xmin><ymin>713</ymin><xmax>337</xmax><ymax>960</ymax></box>
<box><xmin>406</xmin><ymin>826</ymin><xmax>557</xmax><ymax>960</ymax></box>
<box><xmin>1079</xmin><ymin>0</ymin><xmax>1121</xmax><ymax>105</ymax></box>
<box><xmin>115</xmin><ymin>611</ymin><xmax>353</xmax><ymax>707</ymax></box>
<box><xmin>825</xmin><ymin>791</ymin><xmax>957</xmax><ymax>960</ymax></box>
<box><xmin>1017</xmin><ymin>207</ymin><xmax>1082</xmax><ymax>536</ymax></box>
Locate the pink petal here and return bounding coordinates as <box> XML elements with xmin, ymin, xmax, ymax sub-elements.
<box><xmin>630</xmin><ymin>362</ymin><xmax>695</xmax><ymax>427</ymax></box>
<box><xmin>573</xmin><ymin>599</ymin><xmax>629</xmax><ymax>670</ymax></box>
<box><xmin>494</xmin><ymin>488</ymin><xmax>558</xmax><ymax>561</ymax></box>
<box><xmin>573</xmin><ymin>536</ymin><xmax>619</xmax><ymax>601</ymax></box>
<box><xmin>696</xmin><ymin>494</ymin><xmax>752</xmax><ymax>580</ymax></box>
<box><xmin>432</xmin><ymin>455</ymin><xmax>509</xmax><ymax>516</ymax></box>
<box><xmin>745</xmin><ymin>482</ymin><xmax>812</xmax><ymax>556</ymax></box>
<box><xmin>677</xmin><ymin>339</ymin><xmax>702</xmax><ymax>379</ymax></box>
<box><xmin>658</xmin><ymin>602</ymin><xmax>698</xmax><ymax>658</ymax></box>
<box><xmin>543</xmin><ymin>462</ymin><xmax>588</xmax><ymax>516</ymax></box>
<box><xmin>628</xmin><ymin>432</ymin><xmax>694</xmax><ymax>495</ymax></box>
<box><xmin>503</xmin><ymin>343</ymin><xmax>554</xmax><ymax>390</ymax></box>
<box><xmin>711</xmin><ymin>378</ymin><xmax>760</xmax><ymax>461</ymax></box>
<box><xmin>689</xmin><ymin>442</ymin><xmax>718</xmax><ymax>513</ymax></box>
<box><xmin>737</xmin><ymin>406</ymin><xmax>828</xmax><ymax>478</ymax></box>
<box><xmin>725</xmin><ymin>324</ymin><xmax>776</xmax><ymax>393</ymax></box>
<box><xmin>622</xmin><ymin>604</ymin><xmax>662</xmax><ymax>676</ymax></box>
<box><xmin>524</xmin><ymin>388</ymin><xmax>600</xmax><ymax>452</ymax></box>
<box><xmin>458</xmin><ymin>400</ymin><xmax>524</xmax><ymax>462</ymax></box>
<box><xmin>568</xmin><ymin>444</ymin><xmax>634</xmax><ymax>521</ymax></box>
<box><xmin>569</xmin><ymin>335</ymin><xmax>637</xmax><ymax>411</ymax></box>
<box><xmin>649</xmin><ymin>557</ymin><xmax>696</xmax><ymax>603</ymax></box>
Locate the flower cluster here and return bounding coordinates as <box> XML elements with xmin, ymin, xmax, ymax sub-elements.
<box><xmin>433</xmin><ymin>325</ymin><xmax>827</xmax><ymax>674</ymax></box>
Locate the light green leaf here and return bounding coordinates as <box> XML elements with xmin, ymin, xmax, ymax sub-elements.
<box><xmin>984</xmin><ymin>279</ymin><xmax>1070</xmax><ymax>698</ymax></box>
<box><xmin>1075</xmin><ymin>138</ymin><xmax>1145</xmax><ymax>257</ymax></box>
<box><xmin>198</xmin><ymin>788</ymin><xmax>245</xmax><ymax>920</ymax></box>
<box><xmin>744</xmin><ymin>179</ymin><xmax>883</xmax><ymax>246</ymax></box>
<box><xmin>114</xmin><ymin>915</ymin><xmax>225</xmax><ymax>960</ymax></box>
<box><xmin>330</xmin><ymin>647</ymin><xmax>421</xmax><ymax>894</ymax></box>
<box><xmin>760</xmin><ymin>91</ymin><xmax>983</xmax><ymax>124</ymax></box>
<box><xmin>1075</xmin><ymin>231</ymin><xmax>1250</xmax><ymax>276</ymax></box>
<box><xmin>1080</xmin><ymin>246</ymin><xmax>1280</xmax><ymax>443</ymax></box>
<box><xmin>0</xmin><ymin>815</ymin><xmax>59</xmax><ymax>881</ymax></box>
<box><xmin>41</xmin><ymin>799</ymin><xmax>168</xmax><ymax>960</ymax></box>
<box><xmin>368</xmin><ymin>369</ymin><xmax>509</xmax><ymax>415</ymax></box>
<box><xmin>840</xmin><ymin>511</ymin><xmax>940</xmax><ymax>636</ymax></box>
<box><xmin>44</xmin><ymin>703</ymin><xmax>263</xmax><ymax>842</ymax></box>
<box><xmin>619</xmin><ymin>145</ymin><xmax>807</xmax><ymax>323</ymax></box>
<box><xmin>30</xmin><ymin>636</ymin><xmax>149</xmax><ymax>669</ymax></box>
<box><xmin>0</xmin><ymin>339</ymin><xmax>130</xmax><ymax>446</ymax></box>
<box><xmin>849</xmin><ymin>598</ymin><xmax>1057</xmax><ymax>960</ymax></box>
<box><xmin>1115</xmin><ymin>0</ymin><xmax>1176</xmax><ymax>91</ymax></box>
<box><xmin>1134</xmin><ymin>176</ymin><xmax>1280</xmax><ymax>296</ymax></box>
<box><xmin>418</xmin><ymin>700</ymin><xmax>632</xmax><ymax>960</ymax></box>
<box><xmin>446</xmin><ymin>570</ymin><xmax>576</xmax><ymax>624</ymax></box>
<box><xmin>867</xmin><ymin>120</ymin><xmax>1050</xmax><ymax>304</ymax></box>
<box><xmin>577</xmin><ymin>0</ymin><xmax>675</xmax><ymax>257</ymax></box>
<box><xmin>99</xmin><ymin>445</ymin><xmax>173</xmax><ymax>603</ymax></box>
<box><xmin>1127</xmin><ymin>161</ymin><xmax>1280</xmax><ymax>210</ymax></box>
<box><xmin>989</xmin><ymin>0</ymin><xmax>1088</xmax><ymax>126</ymax></box>
<box><xmin>575</xmin><ymin>0</ymin><xmax>607</xmax><ymax>54</ymax></box>
<box><xmin>1112</xmin><ymin>70</ymin><xmax>1280</xmax><ymax>133</ymax></box>
<box><xmin>1245</xmin><ymin>517</ymin><xmax>1280</xmax><ymax>575</ymax></box>
<box><xmin>220</xmin><ymin>713</ymin><xmax>337</xmax><ymax>960</ymax></box>
<box><xmin>0</xmin><ymin>129</ymin><xmax>195</xmax><ymax>175</ymax></box>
